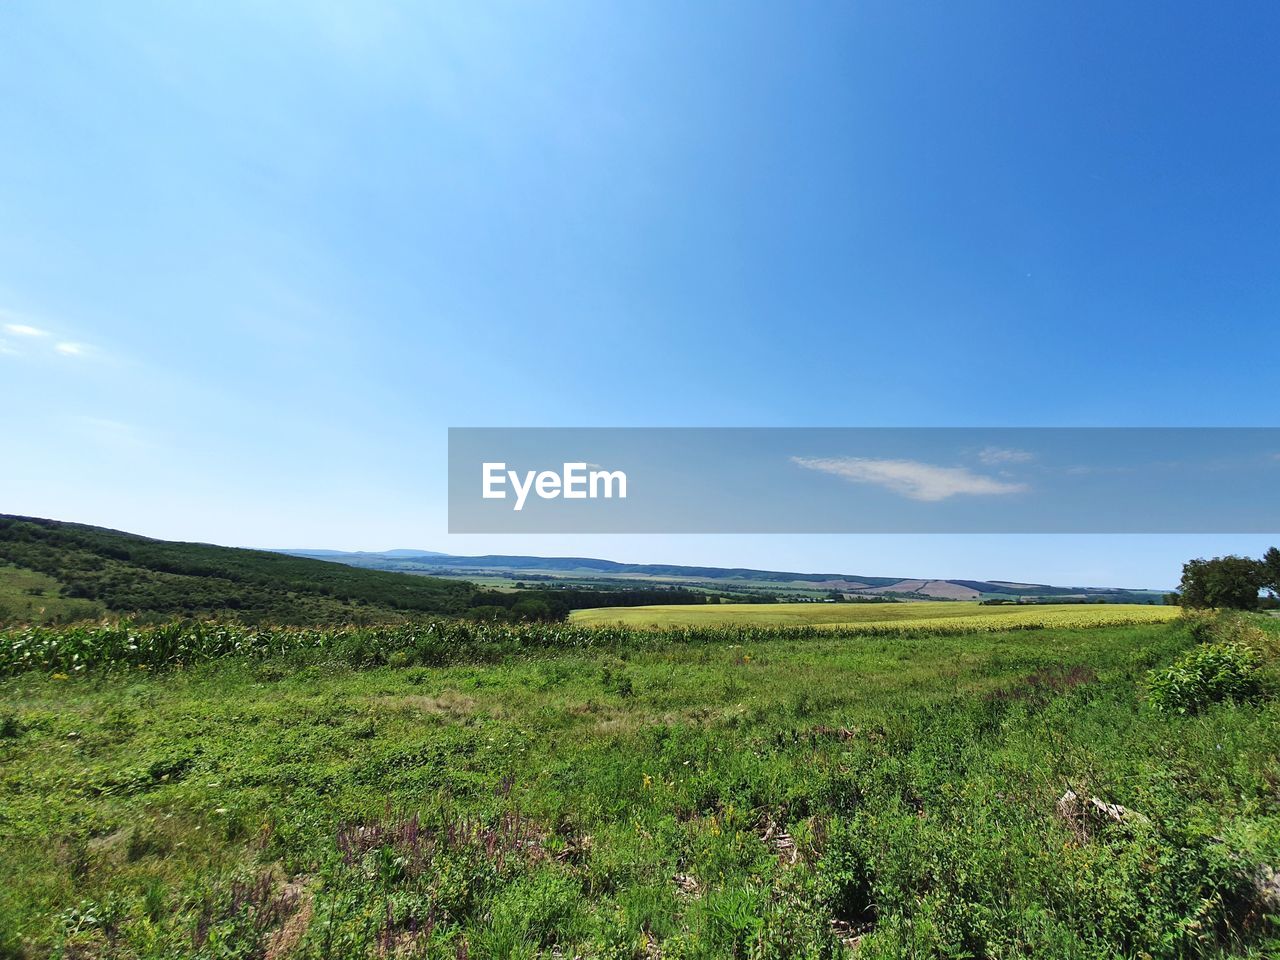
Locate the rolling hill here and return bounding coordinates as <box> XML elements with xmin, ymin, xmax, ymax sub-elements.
<box><xmin>0</xmin><ymin>515</ymin><xmax>477</xmax><ymax>624</ymax></box>
<box><xmin>0</xmin><ymin>516</ymin><xmax>708</xmax><ymax>625</ymax></box>
<box><xmin>281</xmin><ymin>548</ymin><xmax>1169</xmax><ymax>604</ymax></box>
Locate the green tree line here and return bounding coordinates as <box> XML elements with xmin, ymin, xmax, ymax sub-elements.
<box><xmin>1167</xmin><ymin>547</ymin><xmax>1280</xmax><ymax>610</ymax></box>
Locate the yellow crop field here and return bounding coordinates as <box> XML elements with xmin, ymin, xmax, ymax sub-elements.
<box><xmin>569</xmin><ymin>600</ymin><xmax>1180</xmax><ymax>630</ymax></box>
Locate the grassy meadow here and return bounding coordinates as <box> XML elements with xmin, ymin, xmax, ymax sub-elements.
<box><xmin>2</xmin><ymin>614</ymin><xmax>1278</xmax><ymax>958</ymax></box>
<box><xmin>570</xmin><ymin>600</ymin><xmax>1179</xmax><ymax>630</ymax></box>
<box><xmin>0</xmin><ymin>564</ymin><xmax>104</xmax><ymax>625</ymax></box>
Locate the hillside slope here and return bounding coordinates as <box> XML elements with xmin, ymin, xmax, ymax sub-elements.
<box><xmin>0</xmin><ymin>516</ymin><xmax>476</xmax><ymax>624</ymax></box>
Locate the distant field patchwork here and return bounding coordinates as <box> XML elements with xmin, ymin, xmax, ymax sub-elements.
<box><xmin>569</xmin><ymin>600</ymin><xmax>1179</xmax><ymax>629</ymax></box>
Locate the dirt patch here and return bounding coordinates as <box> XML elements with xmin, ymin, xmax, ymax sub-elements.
<box><xmin>337</xmin><ymin>810</ymin><xmax>545</xmax><ymax>875</ymax></box>
<box><xmin>374</xmin><ymin>691</ymin><xmax>476</xmax><ymax>718</ymax></box>
<box><xmin>264</xmin><ymin>880</ymin><xmax>312</xmax><ymax>960</ymax></box>
<box><xmin>988</xmin><ymin>666</ymin><xmax>1097</xmax><ymax>704</ymax></box>
<box><xmin>86</xmin><ymin>828</ymin><xmax>130</xmax><ymax>865</ymax></box>
<box><xmin>673</xmin><ymin>873</ymin><xmax>701</xmax><ymax>897</ymax></box>
<box><xmin>194</xmin><ymin>866</ymin><xmax>308</xmax><ymax>956</ymax></box>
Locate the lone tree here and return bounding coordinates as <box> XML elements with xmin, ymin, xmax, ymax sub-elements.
<box><xmin>1177</xmin><ymin>555</ymin><xmax>1267</xmax><ymax>610</ymax></box>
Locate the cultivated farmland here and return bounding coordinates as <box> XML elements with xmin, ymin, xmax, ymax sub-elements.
<box><xmin>569</xmin><ymin>600</ymin><xmax>1179</xmax><ymax>630</ymax></box>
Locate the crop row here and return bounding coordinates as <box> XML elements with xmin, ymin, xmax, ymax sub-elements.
<box><xmin>0</xmin><ymin>610</ymin><xmax>1182</xmax><ymax>675</ymax></box>
<box><xmin>812</xmin><ymin>605</ymin><xmax>1179</xmax><ymax>632</ymax></box>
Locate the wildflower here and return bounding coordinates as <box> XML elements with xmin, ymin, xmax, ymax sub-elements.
<box><xmin>642</xmin><ymin>774</ymin><xmax>653</xmax><ymax>789</ymax></box>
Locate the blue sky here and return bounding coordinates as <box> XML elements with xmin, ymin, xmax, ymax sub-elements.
<box><xmin>1</xmin><ymin>1</ymin><xmax>1277</xmax><ymax>587</ymax></box>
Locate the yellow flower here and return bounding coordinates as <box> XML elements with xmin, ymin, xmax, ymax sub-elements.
<box><xmin>642</xmin><ymin>774</ymin><xmax>653</xmax><ymax>789</ymax></box>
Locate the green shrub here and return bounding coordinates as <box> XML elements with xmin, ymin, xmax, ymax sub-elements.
<box><xmin>385</xmin><ymin>649</ymin><xmax>414</xmax><ymax>669</ymax></box>
<box><xmin>1180</xmin><ymin>609</ymin><xmax>1272</xmax><ymax>650</ymax></box>
<box><xmin>1147</xmin><ymin>643</ymin><xmax>1265</xmax><ymax>714</ymax></box>
<box><xmin>0</xmin><ymin>712</ymin><xmax>22</xmax><ymax>738</ymax></box>
<box><xmin>1181</xmin><ymin>609</ymin><xmax>1221</xmax><ymax>643</ymax></box>
<box><xmin>815</xmin><ymin>817</ymin><xmax>875</xmax><ymax>926</ymax></box>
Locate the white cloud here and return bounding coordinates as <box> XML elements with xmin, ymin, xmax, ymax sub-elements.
<box><xmin>792</xmin><ymin>456</ymin><xmax>1029</xmax><ymax>502</ymax></box>
<box><xmin>3</xmin><ymin>322</ymin><xmax>48</xmax><ymax>338</ymax></box>
<box><xmin>0</xmin><ymin>312</ymin><xmax>99</xmax><ymax>360</ymax></box>
<box><xmin>977</xmin><ymin>446</ymin><xmax>1034</xmax><ymax>465</ymax></box>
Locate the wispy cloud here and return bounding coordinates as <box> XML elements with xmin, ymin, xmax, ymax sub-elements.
<box><xmin>1</xmin><ymin>310</ymin><xmax>97</xmax><ymax>360</ymax></box>
<box><xmin>3</xmin><ymin>321</ymin><xmax>48</xmax><ymax>338</ymax></box>
<box><xmin>977</xmin><ymin>446</ymin><xmax>1034</xmax><ymax>465</ymax></box>
<box><xmin>792</xmin><ymin>456</ymin><xmax>1029</xmax><ymax>502</ymax></box>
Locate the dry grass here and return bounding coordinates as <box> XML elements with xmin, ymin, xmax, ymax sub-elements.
<box><xmin>370</xmin><ymin>690</ymin><xmax>477</xmax><ymax>718</ymax></box>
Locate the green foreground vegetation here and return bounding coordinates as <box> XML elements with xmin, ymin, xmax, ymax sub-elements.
<box><xmin>2</xmin><ymin>613</ymin><xmax>1279</xmax><ymax>958</ymax></box>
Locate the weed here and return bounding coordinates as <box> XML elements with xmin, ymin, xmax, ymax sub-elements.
<box><xmin>1148</xmin><ymin>643</ymin><xmax>1266</xmax><ymax>714</ymax></box>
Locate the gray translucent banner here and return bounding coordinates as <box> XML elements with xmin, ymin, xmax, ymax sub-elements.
<box><xmin>448</xmin><ymin>428</ymin><xmax>1280</xmax><ymax>533</ymax></box>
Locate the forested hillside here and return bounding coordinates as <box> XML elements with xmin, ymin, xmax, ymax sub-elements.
<box><xmin>0</xmin><ymin>516</ymin><xmax>479</xmax><ymax>624</ymax></box>
<box><xmin>0</xmin><ymin>516</ymin><xmax>705</xmax><ymax>625</ymax></box>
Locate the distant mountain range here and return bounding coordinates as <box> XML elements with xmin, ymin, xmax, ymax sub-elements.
<box><xmin>279</xmin><ymin>548</ymin><xmax>1168</xmax><ymax>604</ymax></box>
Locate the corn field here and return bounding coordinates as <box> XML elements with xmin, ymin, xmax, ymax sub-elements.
<box><xmin>2</xmin><ymin>607</ymin><xmax>1180</xmax><ymax>675</ymax></box>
